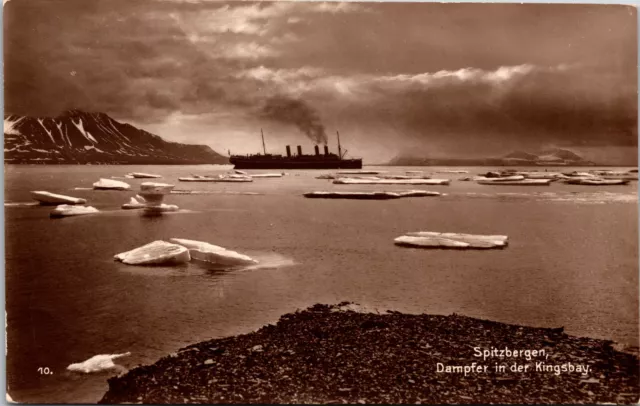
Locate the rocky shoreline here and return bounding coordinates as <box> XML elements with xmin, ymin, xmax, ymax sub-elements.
<box><xmin>100</xmin><ymin>303</ymin><xmax>639</xmax><ymax>404</ymax></box>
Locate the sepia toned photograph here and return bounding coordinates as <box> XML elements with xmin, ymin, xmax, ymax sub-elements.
<box><xmin>3</xmin><ymin>0</ymin><xmax>639</xmax><ymax>404</ymax></box>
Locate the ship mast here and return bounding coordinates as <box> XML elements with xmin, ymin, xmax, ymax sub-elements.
<box><xmin>336</xmin><ymin>131</ymin><xmax>342</xmax><ymax>160</ymax></box>
<box><xmin>261</xmin><ymin>128</ymin><xmax>267</xmax><ymax>155</ymax></box>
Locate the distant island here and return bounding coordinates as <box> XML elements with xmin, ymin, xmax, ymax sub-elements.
<box><xmin>4</xmin><ymin>110</ymin><xmax>228</xmax><ymax>165</ymax></box>
<box><xmin>387</xmin><ymin>149</ymin><xmax>597</xmax><ymax>167</ymax></box>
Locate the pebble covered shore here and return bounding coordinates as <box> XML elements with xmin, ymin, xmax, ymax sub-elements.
<box><xmin>100</xmin><ymin>303</ymin><xmax>639</xmax><ymax>404</ymax></box>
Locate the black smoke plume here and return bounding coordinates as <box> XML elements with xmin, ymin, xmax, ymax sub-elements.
<box><xmin>261</xmin><ymin>96</ymin><xmax>328</xmax><ymax>144</ymax></box>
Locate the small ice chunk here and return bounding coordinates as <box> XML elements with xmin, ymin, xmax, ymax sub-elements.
<box><xmin>93</xmin><ymin>178</ymin><xmax>131</xmax><ymax>190</ymax></box>
<box><xmin>234</xmin><ymin>170</ymin><xmax>248</xmax><ymax>175</ymax></box>
<box><xmin>114</xmin><ymin>240</ymin><xmax>191</xmax><ymax>265</ymax></box>
<box><xmin>127</xmin><ymin>172</ymin><xmax>162</xmax><ymax>179</ymax></box>
<box><xmin>31</xmin><ymin>191</ymin><xmax>87</xmax><ymax>205</ymax></box>
<box><xmin>169</xmin><ymin>238</ymin><xmax>258</xmax><ymax>266</ymax></box>
<box><xmin>395</xmin><ymin>232</ymin><xmax>508</xmax><ymax>249</ymax></box>
<box><xmin>67</xmin><ymin>352</ymin><xmax>131</xmax><ymax>373</ymax></box>
<box><xmin>250</xmin><ymin>173</ymin><xmax>283</xmax><ymax>178</ymax></box>
<box><xmin>50</xmin><ymin>205</ymin><xmax>99</xmax><ymax>218</ymax></box>
<box><xmin>143</xmin><ymin>204</ymin><xmax>179</xmax><ymax>213</ymax></box>
<box><xmin>122</xmin><ymin>196</ymin><xmax>146</xmax><ymax>210</ymax></box>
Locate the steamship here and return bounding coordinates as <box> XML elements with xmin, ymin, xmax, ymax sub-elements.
<box><xmin>229</xmin><ymin>130</ymin><xmax>363</xmax><ymax>170</ymax></box>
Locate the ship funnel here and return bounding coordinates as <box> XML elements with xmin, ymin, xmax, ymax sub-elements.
<box><xmin>324</xmin><ymin>145</ymin><xmax>329</xmax><ymax>155</ymax></box>
<box><xmin>314</xmin><ymin>145</ymin><xmax>320</xmax><ymax>156</ymax></box>
<box><xmin>286</xmin><ymin>145</ymin><xmax>291</xmax><ymax>157</ymax></box>
<box><xmin>297</xmin><ymin>145</ymin><xmax>302</xmax><ymax>156</ymax></box>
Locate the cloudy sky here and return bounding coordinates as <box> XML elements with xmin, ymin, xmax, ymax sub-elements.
<box><xmin>4</xmin><ymin>0</ymin><xmax>637</xmax><ymax>163</ymax></box>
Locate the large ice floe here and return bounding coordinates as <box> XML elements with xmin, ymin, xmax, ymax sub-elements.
<box><xmin>303</xmin><ymin>190</ymin><xmax>440</xmax><ymax>199</ymax></box>
<box><xmin>50</xmin><ymin>204</ymin><xmax>99</xmax><ymax>218</ymax></box>
<box><xmin>67</xmin><ymin>352</ymin><xmax>131</xmax><ymax>373</ymax></box>
<box><xmin>93</xmin><ymin>178</ymin><xmax>131</xmax><ymax>190</ymax></box>
<box><xmin>334</xmin><ymin>178</ymin><xmax>450</xmax><ymax>185</ymax></box>
<box><xmin>114</xmin><ymin>240</ymin><xmax>191</xmax><ymax>265</ymax></box>
<box><xmin>115</xmin><ymin>239</ymin><xmax>257</xmax><ymax>267</ymax></box>
<box><xmin>169</xmin><ymin>238</ymin><xmax>258</xmax><ymax>267</ymax></box>
<box><xmin>125</xmin><ymin>172</ymin><xmax>162</xmax><ymax>179</ymax></box>
<box><xmin>31</xmin><ymin>191</ymin><xmax>86</xmax><ymax>205</ymax></box>
<box><xmin>395</xmin><ymin>232</ymin><xmax>508</xmax><ymax>249</ymax></box>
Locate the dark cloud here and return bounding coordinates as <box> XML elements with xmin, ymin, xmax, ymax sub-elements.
<box><xmin>3</xmin><ymin>0</ymin><xmax>637</xmax><ymax>162</ymax></box>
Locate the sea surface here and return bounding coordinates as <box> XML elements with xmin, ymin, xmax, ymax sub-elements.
<box><xmin>5</xmin><ymin>164</ymin><xmax>639</xmax><ymax>403</ymax></box>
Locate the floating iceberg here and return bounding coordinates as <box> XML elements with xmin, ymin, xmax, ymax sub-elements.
<box><xmin>477</xmin><ymin>179</ymin><xmax>552</xmax><ymax>186</ymax></box>
<box><xmin>125</xmin><ymin>172</ymin><xmax>162</xmax><ymax>179</ymax></box>
<box><xmin>334</xmin><ymin>178</ymin><xmax>450</xmax><ymax>185</ymax></box>
<box><xmin>395</xmin><ymin>232</ymin><xmax>508</xmax><ymax>249</ymax></box>
<box><xmin>114</xmin><ymin>240</ymin><xmax>191</xmax><ymax>265</ymax></box>
<box><xmin>143</xmin><ymin>204</ymin><xmax>180</xmax><ymax>213</ymax></box>
<box><xmin>250</xmin><ymin>173</ymin><xmax>284</xmax><ymax>178</ymax></box>
<box><xmin>50</xmin><ymin>205</ymin><xmax>99</xmax><ymax>218</ymax></box>
<box><xmin>436</xmin><ymin>170</ymin><xmax>469</xmax><ymax>174</ymax></box>
<box><xmin>473</xmin><ymin>175</ymin><xmax>525</xmax><ymax>182</ymax></box>
<box><xmin>121</xmin><ymin>196</ymin><xmax>147</xmax><ymax>210</ymax></box>
<box><xmin>169</xmin><ymin>238</ymin><xmax>258</xmax><ymax>266</ymax></box>
<box><xmin>31</xmin><ymin>191</ymin><xmax>87</xmax><ymax>205</ymax></box>
<box><xmin>93</xmin><ymin>178</ymin><xmax>131</xmax><ymax>190</ymax></box>
<box><xmin>565</xmin><ymin>178</ymin><xmax>630</xmax><ymax>186</ymax></box>
<box><xmin>178</xmin><ymin>176</ymin><xmax>253</xmax><ymax>183</ymax></box>
<box><xmin>67</xmin><ymin>352</ymin><xmax>131</xmax><ymax>373</ymax></box>
<box><xmin>303</xmin><ymin>190</ymin><xmax>440</xmax><ymax>200</ymax></box>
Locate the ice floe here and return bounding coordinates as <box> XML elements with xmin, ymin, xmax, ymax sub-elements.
<box><xmin>125</xmin><ymin>172</ymin><xmax>162</xmax><ymax>179</ymax></box>
<box><xmin>334</xmin><ymin>178</ymin><xmax>450</xmax><ymax>185</ymax></box>
<box><xmin>50</xmin><ymin>205</ymin><xmax>99</xmax><ymax>218</ymax></box>
<box><xmin>565</xmin><ymin>178</ymin><xmax>630</xmax><ymax>186</ymax></box>
<box><xmin>395</xmin><ymin>232</ymin><xmax>508</xmax><ymax>249</ymax></box>
<box><xmin>179</xmin><ymin>176</ymin><xmax>253</xmax><ymax>182</ymax></box>
<box><xmin>93</xmin><ymin>178</ymin><xmax>131</xmax><ymax>190</ymax></box>
<box><xmin>477</xmin><ymin>179</ymin><xmax>552</xmax><ymax>186</ymax></box>
<box><xmin>114</xmin><ymin>240</ymin><xmax>191</xmax><ymax>265</ymax></box>
<box><xmin>303</xmin><ymin>190</ymin><xmax>440</xmax><ymax>199</ymax></box>
<box><xmin>169</xmin><ymin>238</ymin><xmax>258</xmax><ymax>266</ymax></box>
<box><xmin>67</xmin><ymin>352</ymin><xmax>131</xmax><ymax>373</ymax></box>
<box><xmin>474</xmin><ymin>175</ymin><xmax>525</xmax><ymax>182</ymax></box>
<box><xmin>250</xmin><ymin>173</ymin><xmax>284</xmax><ymax>178</ymax></box>
<box><xmin>31</xmin><ymin>191</ymin><xmax>87</xmax><ymax>205</ymax></box>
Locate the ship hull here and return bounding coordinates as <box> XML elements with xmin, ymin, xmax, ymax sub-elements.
<box><xmin>230</xmin><ymin>158</ymin><xmax>362</xmax><ymax>170</ymax></box>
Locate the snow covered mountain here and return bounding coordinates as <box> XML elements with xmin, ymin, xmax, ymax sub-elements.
<box><xmin>4</xmin><ymin>110</ymin><xmax>228</xmax><ymax>164</ymax></box>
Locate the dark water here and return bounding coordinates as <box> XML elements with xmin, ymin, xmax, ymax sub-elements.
<box><xmin>5</xmin><ymin>165</ymin><xmax>638</xmax><ymax>403</ymax></box>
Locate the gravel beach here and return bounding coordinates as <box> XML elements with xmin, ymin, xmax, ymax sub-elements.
<box><xmin>100</xmin><ymin>303</ymin><xmax>639</xmax><ymax>404</ymax></box>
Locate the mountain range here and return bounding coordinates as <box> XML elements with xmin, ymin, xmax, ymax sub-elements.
<box><xmin>388</xmin><ymin>149</ymin><xmax>596</xmax><ymax>166</ymax></box>
<box><xmin>4</xmin><ymin>110</ymin><xmax>228</xmax><ymax>165</ymax></box>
